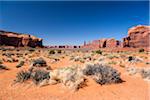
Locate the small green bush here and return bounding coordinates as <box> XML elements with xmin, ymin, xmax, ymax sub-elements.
<box><xmin>108</xmin><ymin>61</ymin><xmax>117</xmax><ymax>65</ymax></box>
<box><xmin>0</xmin><ymin>59</ymin><xmax>3</xmax><ymax>64</ymax></box>
<box><xmin>57</xmin><ymin>50</ymin><xmax>62</xmax><ymax>54</ymax></box>
<box><xmin>128</xmin><ymin>56</ymin><xmax>133</xmax><ymax>61</ymax></box>
<box><xmin>29</xmin><ymin>48</ymin><xmax>35</xmax><ymax>52</ymax></box>
<box><xmin>139</xmin><ymin>48</ymin><xmax>145</xmax><ymax>53</ymax></box>
<box><xmin>95</xmin><ymin>50</ymin><xmax>103</xmax><ymax>55</ymax></box>
<box><xmin>49</xmin><ymin>50</ymin><xmax>55</xmax><ymax>54</ymax></box>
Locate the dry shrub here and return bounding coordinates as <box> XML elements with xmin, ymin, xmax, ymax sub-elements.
<box><xmin>49</xmin><ymin>50</ymin><xmax>55</xmax><ymax>54</ymax></box>
<box><xmin>0</xmin><ymin>64</ymin><xmax>9</xmax><ymax>70</ymax></box>
<box><xmin>140</xmin><ymin>69</ymin><xmax>150</xmax><ymax>80</ymax></box>
<box><xmin>14</xmin><ymin>70</ymin><xmax>31</xmax><ymax>83</ymax></box>
<box><xmin>16</xmin><ymin>60</ymin><xmax>25</xmax><ymax>68</ymax></box>
<box><xmin>83</xmin><ymin>64</ymin><xmax>122</xmax><ymax>85</ymax></box>
<box><xmin>139</xmin><ymin>48</ymin><xmax>145</xmax><ymax>53</ymax></box>
<box><xmin>14</xmin><ymin>69</ymin><xmax>50</xmax><ymax>85</ymax></box>
<box><xmin>31</xmin><ymin>58</ymin><xmax>47</xmax><ymax>67</ymax></box>
<box><xmin>95</xmin><ymin>50</ymin><xmax>103</xmax><ymax>55</ymax></box>
<box><xmin>31</xmin><ymin>69</ymin><xmax>50</xmax><ymax>85</ymax></box>
<box><xmin>49</xmin><ymin>66</ymin><xmax>86</xmax><ymax>91</ymax></box>
<box><xmin>0</xmin><ymin>59</ymin><xmax>3</xmax><ymax>64</ymax></box>
<box><xmin>126</xmin><ymin>67</ymin><xmax>138</xmax><ymax>75</ymax></box>
<box><xmin>57</xmin><ymin>50</ymin><xmax>62</xmax><ymax>54</ymax></box>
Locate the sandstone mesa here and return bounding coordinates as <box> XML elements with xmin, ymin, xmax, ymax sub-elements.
<box><xmin>0</xmin><ymin>25</ymin><xmax>149</xmax><ymax>49</ymax></box>
<box><xmin>0</xmin><ymin>30</ymin><xmax>43</xmax><ymax>47</ymax></box>
<box><xmin>82</xmin><ymin>25</ymin><xmax>150</xmax><ymax>49</ymax></box>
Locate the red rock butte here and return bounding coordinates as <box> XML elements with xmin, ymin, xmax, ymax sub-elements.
<box><xmin>82</xmin><ymin>25</ymin><xmax>150</xmax><ymax>49</ymax></box>
<box><xmin>123</xmin><ymin>25</ymin><xmax>150</xmax><ymax>48</ymax></box>
<box><xmin>0</xmin><ymin>30</ymin><xmax>43</xmax><ymax>48</ymax></box>
<box><xmin>82</xmin><ymin>38</ymin><xmax>122</xmax><ymax>49</ymax></box>
<box><xmin>0</xmin><ymin>25</ymin><xmax>149</xmax><ymax>49</ymax></box>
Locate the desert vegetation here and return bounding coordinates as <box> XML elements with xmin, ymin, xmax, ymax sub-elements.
<box><xmin>0</xmin><ymin>47</ymin><xmax>149</xmax><ymax>100</ymax></box>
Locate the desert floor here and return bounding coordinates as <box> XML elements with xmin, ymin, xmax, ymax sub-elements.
<box><xmin>0</xmin><ymin>48</ymin><xmax>150</xmax><ymax>100</ymax></box>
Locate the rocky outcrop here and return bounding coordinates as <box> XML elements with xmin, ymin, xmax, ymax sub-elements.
<box><xmin>0</xmin><ymin>30</ymin><xmax>43</xmax><ymax>47</ymax></box>
<box><xmin>82</xmin><ymin>38</ymin><xmax>121</xmax><ymax>49</ymax></box>
<box><xmin>82</xmin><ymin>25</ymin><xmax>150</xmax><ymax>49</ymax></box>
<box><xmin>106</xmin><ymin>38</ymin><xmax>121</xmax><ymax>48</ymax></box>
<box><xmin>123</xmin><ymin>25</ymin><xmax>150</xmax><ymax>48</ymax></box>
<box><xmin>47</xmin><ymin>45</ymin><xmax>81</xmax><ymax>49</ymax></box>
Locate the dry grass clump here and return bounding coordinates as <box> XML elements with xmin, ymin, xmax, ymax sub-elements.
<box><xmin>14</xmin><ymin>70</ymin><xmax>31</xmax><ymax>83</ymax></box>
<box><xmin>97</xmin><ymin>56</ymin><xmax>106</xmax><ymax>62</ymax></box>
<box><xmin>31</xmin><ymin>69</ymin><xmax>50</xmax><ymax>85</ymax></box>
<box><xmin>14</xmin><ymin>69</ymin><xmax>50</xmax><ymax>85</ymax></box>
<box><xmin>69</xmin><ymin>55</ymin><xmax>75</xmax><ymax>61</ymax></box>
<box><xmin>126</xmin><ymin>67</ymin><xmax>150</xmax><ymax>81</ymax></box>
<box><xmin>49</xmin><ymin>66</ymin><xmax>86</xmax><ymax>91</ymax></box>
<box><xmin>49</xmin><ymin>50</ymin><xmax>55</xmax><ymax>54</ymax></box>
<box><xmin>107</xmin><ymin>54</ymin><xmax>119</xmax><ymax>59</ymax></box>
<box><xmin>145</xmin><ymin>62</ymin><xmax>150</xmax><ymax>65</ymax></box>
<box><xmin>74</xmin><ymin>56</ymin><xmax>81</xmax><ymax>62</ymax></box>
<box><xmin>0</xmin><ymin>59</ymin><xmax>3</xmax><ymax>64</ymax></box>
<box><xmin>57</xmin><ymin>50</ymin><xmax>62</xmax><ymax>54</ymax></box>
<box><xmin>2</xmin><ymin>52</ymin><xmax>14</xmax><ymax>57</ymax></box>
<box><xmin>94</xmin><ymin>50</ymin><xmax>103</xmax><ymax>55</ymax></box>
<box><xmin>108</xmin><ymin>61</ymin><xmax>117</xmax><ymax>65</ymax></box>
<box><xmin>16</xmin><ymin>53</ymin><xmax>24</xmax><ymax>58</ymax></box>
<box><xmin>138</xmin><ymin>48</ymin><xmax>145</xmax><ymax>53</ymax></box>
<box><xmin>82</xmin><ymin>54</ymin><xmax>92</xmax><ymax>62</ymax></box>
<box><xmin>49</xmin><ymin>56</ymin><xmax>60</xmax><ymax>62</ymax></box>
<box><xmin>14</xmin><ymin>65</ymin><xmax>86</xmax><ymax>91</ymax></box>
<box><xmin>28</xmin><ymin>48</ymin><xmax>35</xmax><ymax>52</ymax></box>
<box><xmin>140</xmin><ymin>68</ymin><xmax>150</xmax><ymax>80</ymax></box>
<box><xmin>83</xmin><ymin>64</ymin><xmax>122</xmax><ymax>85</ymax></box>
<box><xmin>6</xmin><ymin>57</ymin><xmax>14</xmax><ymax>62</ymax></box>
<box><xmin>16</xmin><ymin>60</ymin><xmax>25</xmax><ymax>68</ymax></box>
<box><xmin>29</xmin><ymin>58</ymin><xmax>51</xmax><ymax>71</ymax></box>
<box><xmin>2</xmin><ymin>54</ymin><xmax>18</xmax><ymax>62</ymax></box>
<box><xmin>0</xmin><ymin>64</ymin><xmax>9</xmax><ymax>70</ymax></box>
<box><xmin>31</xmin><ymin>58</ymin><xmax>47</xmax><ymax>67</ymax></box>
<box><xmin>126</xmin><ymin>67</ymin><xmax>138</xmax><ymax>75</ymax></box>
<box><xmin>69</xmin><ymin>56</ymin><xmax>86</xmax><ymax>63</ymax></box>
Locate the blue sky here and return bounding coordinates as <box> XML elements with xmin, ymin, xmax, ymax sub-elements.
<box><xmin>0</xmin><ymin>1</ymin><xmax>149</xmax><ymax>45</ymax></box>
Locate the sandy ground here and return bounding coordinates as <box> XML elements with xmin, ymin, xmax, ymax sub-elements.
<box><xmin>0</xmin><ymin>55</ymin><xmax>150</xmax><ymax>100</ymax></box>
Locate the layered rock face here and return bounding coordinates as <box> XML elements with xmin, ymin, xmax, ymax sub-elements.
<box><xmin>47</xmin><ymin>45</ymin><xmax>81</xmax><ymax>49</ymax></box>
<box><xmin>82</xmin><ymin>38</ymin><xmax>121</xmax><ymax>49</ymax></box>
<box><xmin>0</xmin><ymin>30</ymin><xmax>43</xmax><ymax>47</ymax></box>
<box><xmin>105</xmin><ymin>38</ymin><xmax>121</xmax><ymax>48</ymax></box>
<box><xmin>123</xmin><ymin>25</ymin><xmax>150</xmax><ymax>48</ymax></box>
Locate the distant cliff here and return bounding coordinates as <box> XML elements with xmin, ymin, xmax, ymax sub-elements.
<box><xmin>123</xmin><ymin>25</ymin><xmax>150</xmax><ymax>48</ymax></box>
<box><xmin>82</xmin><ymin>38</ymin><xmax>122</xmax><ymax>49</ymax></box>
<box><xmin>0</xmin><ymin>30</ymin><xmax>43</xmax><ymax>47</ymax></box>
<box><xmin>82</xmin><ymin>25</ymin><xmax>150</xmax><ymax>49</ymax></box>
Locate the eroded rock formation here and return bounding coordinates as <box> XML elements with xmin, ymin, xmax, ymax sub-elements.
<box><xmin>123</xmin><ymin>25</ymin><xmax>150</xmax><ymax>48</ymax></box>
<box><xmin>82</xmin><ymin>38</ymin><xmax>121</xmax><ymax>49</ymax></box>
<box><xmin>0</xmin><ymin>30</ymin><xmax>43</xmax><ymax>47</ymax></box>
